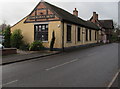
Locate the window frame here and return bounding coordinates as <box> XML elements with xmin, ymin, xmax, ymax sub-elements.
<box><xmin>86</xmin><ymin>28</ymin><xmax>88</xmax><ymax>41</ymax></box>
<box><xmin>77</xmin><ymin>27</ymin><xmax>81</xmax><ymax>42</ymax></box>
<box><xmin>89</xmin><ymin>30</ymin><xmax>92</xmax><ymax>41</ymax></box>
<box><xmin>34</xmin><ymin>24</ymin><xmax>48</xmax><ymax>42</ymax></box>
<box><xmin>66</xmin><ymin>24</ymin><xmax>72</xmax><ymax>42</ymax></box>
<box><xmin>95</xmin><ymin>31</ymin><xmax>97</xmax><ymax>40</ymax></box>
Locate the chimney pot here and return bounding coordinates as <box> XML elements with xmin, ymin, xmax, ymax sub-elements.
<box><xmin>73</xmin><ymin>8</ymin><xmax>78</xmax><ymax>16</ymax></box>
<box><xmin>96</xmin><ymin>14</ymin><xmax>98</xmax><ymax>20</ymax></box>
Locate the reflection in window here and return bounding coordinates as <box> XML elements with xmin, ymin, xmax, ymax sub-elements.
<box><xmin>34</xmin><ymin>24</ymin><xmax>48</xmax><ymax>41</ymax></box>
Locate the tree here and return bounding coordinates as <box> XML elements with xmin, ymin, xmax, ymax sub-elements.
<box><xmin>0</xmin><ymin>21</ymin><xmax>10</xmax><ymax>32</ymax></box>
<box><xmin>50</xmin><ymin>31</ymin><xmax>55</xmax><ymax>51</ymax></box>
<box><xmin>111</xmin><ymin>22</ymin><xmax>120</xmax><ymax>42</ymax></box>
<box><xmin>3</xmin><ymin>26</ymin><xmax>11</xmax><ymax>47</ymax></box>
<box><xmin>11</xmin><ymin>29</ymin><xmax>23</xmax><ymax>48</ymax></box>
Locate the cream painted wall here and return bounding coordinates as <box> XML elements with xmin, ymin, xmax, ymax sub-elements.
<box><xmin>48</xmin><ymin>21</ymin><xmax>62</xmax><ymax>48</ymax></box>
<box><xmin>82</xmin><ymin>28</ymin><xmax>97</xmax><ymax>45</ymax></box>
<box><xmin>63</xmin><ymin>22</ymin><xmax>98</xmax><ymax>48</ymax></box>
<box><xmin>11</xmin><ymin>19</ymin><xmax>62</xmax><ymax>48</ymax></box>
<box><xmin>11</xmin><ymin>17</ymin><xmax>34</xmax><ymax>44</ymax></box>
<box><xmin>11</xmin><ymin>18</ymin><xmax>98</xmax><ymax>49</ymax></box>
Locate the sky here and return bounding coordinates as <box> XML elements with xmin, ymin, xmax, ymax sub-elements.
<box><xmin>0</xmin><ymin>0</ymin><xmax>119</xmax><ymax>26</ymax></box>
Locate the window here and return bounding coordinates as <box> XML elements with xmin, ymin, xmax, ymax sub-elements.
<box><xmin>86</xmin><ymin>29</ymin><xmax>88</xmax><ymax>41</ymax></box>
<box><xmin>95</xmin><ymin>31</ymin><xmax>97</xmax><ymax>40</ymax></box>
<box><xmin>89</xmin><ymin>30</ymin><xmax>92</xmax><ymax>41</ymax></box>
<box><xmin>67</xmin><ymin>25</ymin><xmax>71</xmax><ymax>42</ymax></box>
<box><xmin>34</xmin><ymin>24</ymin><xmax>48</xmax><ymax>41</ymax></box>
<box><xmin>77</xmin><ymin>27</ymin><xmax>81</xmax><ymax>41</ymax></box>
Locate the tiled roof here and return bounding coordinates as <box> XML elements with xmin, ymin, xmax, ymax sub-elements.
<box><xmin>98</xmin><ymin>20</ymin><xmax>114</xmax><ymax>29</ymax></box>
<box><xmin>44</xmin><ymin>2</ymin><xmax>100</xmax><ymax>30</ymax></box>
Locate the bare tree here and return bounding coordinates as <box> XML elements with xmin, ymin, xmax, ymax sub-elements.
<box><xmin>0</xmin><ymin>20</ymin><xmax>10</xmax><ymax>31</ymax></box>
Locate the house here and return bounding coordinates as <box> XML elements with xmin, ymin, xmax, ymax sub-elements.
<box><xmin>90</xmin><ymin>12</ymin><xmax>114</xmax><ymax>43</ymax></box>
<box><xmin>11</xmin><ymin>1</ymin><xmax>100</xmax><ymax>50</ymax></box>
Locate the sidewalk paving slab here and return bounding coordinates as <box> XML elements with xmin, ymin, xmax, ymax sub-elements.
<box><xmin>1</xmin><ymin>50</ymin><xmax>60</xmax><ymax>65</ymax></box>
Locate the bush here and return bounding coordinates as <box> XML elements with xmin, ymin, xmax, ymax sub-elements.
<box><xmin>29</xmin><ymin>40</ymin><xmax>44</xmax><ymax>51</ymax></box>
<box><xmin>111</xmin><ymin>34</ymin><xmax>118</xmax><ymax>42</ymax></box>
<box><xmin>3</xmin><ymin>26</ymin><xmax>11</xmax><ymax>48</ymax></box>
<box><xmin>19</xmin><ymin>42</ymin><xmax>30</xmax><ymax>51</ymax></box>
<box><xmin>11</xmin><ymin>29</ymin><xmax>23</xmax><ymax>49</ymax></box>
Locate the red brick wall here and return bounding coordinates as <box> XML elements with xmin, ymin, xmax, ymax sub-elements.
<box><xmin>2</xmin><ymin>48</ymin><xmax>17</xmax><ymax>55</ymax></box>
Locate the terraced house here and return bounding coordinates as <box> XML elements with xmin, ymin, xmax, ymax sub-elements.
<box><xmin>11</xmin><ymin>1</ymin><xmax>100</xmax><ymax>50</ymax></box>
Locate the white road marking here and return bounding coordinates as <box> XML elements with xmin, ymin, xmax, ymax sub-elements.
<box><xmin>1</xmin><ymin>80</ymin><xmax>18</xmax><ymax>86</ymax></box>
<box><xmin>107</xmin><ymin>69</ymin><xmax>120</xmax><ymax>89</ymax></box>
<box><xmin>45</xmin><ymin>59</ymin><xmax>78</xmax><ymax>71</ymax></box>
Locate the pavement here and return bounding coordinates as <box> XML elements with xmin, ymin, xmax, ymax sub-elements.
<box><xmin>1</xmin><ymin>50</ymin><xmax>60</xmax><ymax>65</ymax></box>
<box><xmin>2</xmin><ymin>43</ymin><xmax>119</xmax><ymax>87</ymax></box>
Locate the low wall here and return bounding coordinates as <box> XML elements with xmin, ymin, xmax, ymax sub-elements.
<box><xmin>1</xmin><ymin>48</ymin><xmax>17</xmax><ymax>55</ymax></box>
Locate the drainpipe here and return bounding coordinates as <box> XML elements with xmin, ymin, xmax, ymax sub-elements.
<box><xmin>62</xmin><ymin>22</ymin><xmax>64</xmax><ymax>51</ymax></box>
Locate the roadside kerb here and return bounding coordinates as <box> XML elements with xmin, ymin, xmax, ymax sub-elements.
<box><xmin>2</xmin><ymin>51</ymin><xmax>61</xmax><ymax>65</ymax></box>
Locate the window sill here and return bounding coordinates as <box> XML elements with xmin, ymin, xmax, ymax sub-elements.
<box><xmin>66</xmin><ymin>41</ymin><xmax>72</xmax><ymax>43</ymax></box>
<box><xmin>77</xmin><ymin>41</ymin><xmax>81</xmax><ymax>42</ymax></box>
<box><xmin>42</xmin><ymin>41</ymin><xmax>49</xmax><ymax>43</ymax></box>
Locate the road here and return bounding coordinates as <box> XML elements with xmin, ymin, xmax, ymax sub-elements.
<box><xmin>2</xmin><ymin>43</ymin><xmax>119</xmax><ymax>87</ymax></box>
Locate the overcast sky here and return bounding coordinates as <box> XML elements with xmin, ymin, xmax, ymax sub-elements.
<box><xmin>0</xmin><ymin>0</ymin><xmax>119</xmax><ymax>26</ymax></box>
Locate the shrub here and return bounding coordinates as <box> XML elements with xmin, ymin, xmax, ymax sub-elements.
<box><xmin>11</xmin><ymin>29</ymin><xmax>23</xmax><ymax>49</ymax></box>
<box><xmin>29</xmin><ymin>40</ymin><xmax>44</xmax><ymax>51</ymax></box>
<box><xmin>111</xmin><ymin>34</ymin><xmax>118</xmax><ymax>42</ymax></box>
<box><xmin>3</xmin><ymin>26</ymin><xmax>11</xmax><ymax>48</ymax></box>
<box><xmin>19</xmin><ymin>42</ymin><xmax>30</xmax><ymax>51</ymax></box>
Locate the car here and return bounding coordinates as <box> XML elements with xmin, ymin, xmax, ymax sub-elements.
<box><xmin>0</xmin><ymin>44</ymin><xmax>4</xmax><ymax>49</ymax></box>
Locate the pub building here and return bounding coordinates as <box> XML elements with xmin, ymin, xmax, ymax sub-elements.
<box><xmin>11</xmin><ymin>1</ymin><xmax>100</xmax><ymax>50</ymax></box>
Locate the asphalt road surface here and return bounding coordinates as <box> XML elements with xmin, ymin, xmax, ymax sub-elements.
<box><xmin>2</xmin><ymin>43</ymin><xmax>119</xmax><ymax>87</ymax></box>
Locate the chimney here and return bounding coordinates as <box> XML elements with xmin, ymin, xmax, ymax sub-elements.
<box><xmin>92</xmin><ymin>12</ymin><xmax>98</xmax><ymax>23</ymax></box>
<box><xmin>92</xmin><ymin>12</ymin><xmax>97</xmax><ymax>23</ymax></box>
<box><xmin>73</xmin><ymin>8</ymin><xmax>78</xmax><ymax>16</ymax></box>
<box><xmin>96</xmin><ymin>14</ymin><xmax>98</xmax><ymax>20</ymax></box>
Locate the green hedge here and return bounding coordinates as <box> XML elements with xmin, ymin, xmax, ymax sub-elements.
<box><xmin>29</xmin><ymin>40</ymin><xmax>44</xmax><ymax>51</ymax></box>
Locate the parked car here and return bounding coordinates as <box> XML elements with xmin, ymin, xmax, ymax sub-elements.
<box><xmin>0</xmin><ymin>44</ymin><xmax>4</xmax><ymax>49</ymax></box>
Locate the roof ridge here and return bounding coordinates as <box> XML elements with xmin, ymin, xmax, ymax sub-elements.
<box><xmin>99</xmin><ymin>19</ymin><xmax>113</xmax><ymax>21</ymax></box>
<box><xmin>44</xmin><ymin>1</ymin><xmax>100</xmax><ymax>30</ymax></box>
<box><xmin>44</xmin><ymin>1</ymin><xmax>86</xmax><ymax>22</ymax></box>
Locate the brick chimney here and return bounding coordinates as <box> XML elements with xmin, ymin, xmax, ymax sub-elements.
<box><xmin>92</xmin><ymin>12</ymin><xmax>96</xmax><ymax>23</ymax></box>
<box><xmin>73</xmin><ymin>8</ymin><xmax>78</xmax><ymax>16</ymax></box>
<box><xmin>96</xmin><ymin>14</ymin><xmax>98</xmax><ymax>20</ymax></box>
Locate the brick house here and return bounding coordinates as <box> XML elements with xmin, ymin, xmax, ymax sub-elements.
<box><xmin>90</xmin><ymin>12</ymin><xmax>114</xmax><ymax>43</ymax></box>
<box><xmin>11</xmin><ymin>1</ymin><xmax>100</xmax><ymax>50</ymax></box>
